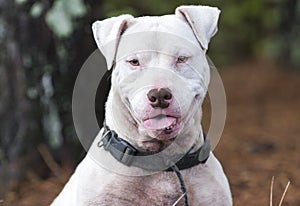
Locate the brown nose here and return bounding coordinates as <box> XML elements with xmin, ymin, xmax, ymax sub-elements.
<box><xmin>147</xmin><ymin>88</ymin><xmax>172</xmax><ymax>108</ymax></box>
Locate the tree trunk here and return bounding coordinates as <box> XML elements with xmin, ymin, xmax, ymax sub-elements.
<box><xmin>278</xmin><ymin>0</ymin><xmax>299</xmax><ymax>67</ymax></box>
<box><xmin>0</xmin><ymin>1</ymin><xmax>46</xmax><ymax>194</ymax></box>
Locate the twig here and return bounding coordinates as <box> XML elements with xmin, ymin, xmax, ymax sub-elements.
<box><xmin>37</xmin><ymin>144</ymin><xmax>66</xmax><ymax>182</ymax></box>
<box><xmin>270</xmin><ymin>176</ymin><xmax>274</xmax><ymax>206</ymax></box>
<box><xmin>172</xmin><ymin>193</ymin><xmax>186</xmax><ymax>206</ymax></box>
<box><xmin>278</xmin><ymin>181</ymin><xmax>290</xmax><ymax>206</ymax></box>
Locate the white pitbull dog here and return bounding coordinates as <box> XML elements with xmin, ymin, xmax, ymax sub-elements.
<box><xmin>52</xmin><ymin>5</ymin><xmax>232</xmax><ymax>206</ymax></box>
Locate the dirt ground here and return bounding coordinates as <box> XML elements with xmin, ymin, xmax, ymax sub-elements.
<box><xmin>2</xmin><ymin>60</ymin><xmax>300</xmax><ymax>206</ymax></box>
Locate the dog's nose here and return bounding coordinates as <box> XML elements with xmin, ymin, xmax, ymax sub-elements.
<box><xmin>147</xmin><ymin>88</ymin><xmax>172</xmax><ymax>108</ymax></box>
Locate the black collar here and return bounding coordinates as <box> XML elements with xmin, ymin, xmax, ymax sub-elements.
<box><xmin>97</xmin><ymin>125</ymin><xmax>210</xmax><ymax>171</ymax></box>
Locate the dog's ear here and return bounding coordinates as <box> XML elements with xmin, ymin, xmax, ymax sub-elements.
<box><xmin>92</xmin><ymin>15</ymin><xmax>134</xmax><ymax>70</ymax></box>
<box><xmin>175</xmin><ymin>5</ymin><xmax>220</xmax><ymax>50</ymax></box>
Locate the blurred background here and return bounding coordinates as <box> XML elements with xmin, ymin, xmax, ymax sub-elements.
<box><xmin>0</xmin><ymin>0</ymin><xmax>299</xmax><ymax>205</ymax></box>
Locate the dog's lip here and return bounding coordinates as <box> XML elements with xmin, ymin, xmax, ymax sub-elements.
<box><xmin>142</xmin><ymin>114</ymin><xmax>178</xmax><ymax>122</ymax></box>
<box><xmin>142</xmin><ymin>111</ymin><xmax>182</xmax><ymax>121</ymax></box>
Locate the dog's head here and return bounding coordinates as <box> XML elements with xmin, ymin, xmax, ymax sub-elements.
<box><xmin>92</xmin><ymin>6</ymin><xmax>220</xmax><ymax>152</ymax></box>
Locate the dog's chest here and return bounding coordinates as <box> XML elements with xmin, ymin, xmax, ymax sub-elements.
<box><xmin>93</xmin><ymin>173</ymin><xmax>187</xmax><ymax>206</ymax></box>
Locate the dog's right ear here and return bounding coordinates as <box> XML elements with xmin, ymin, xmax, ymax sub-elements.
<box><xmin>175</xmin><ymin>6</ymin><xmax>220</xmax><ymax>51</ymax></box>
<box><xmin>92</xmin><ymin>15</ymin><xmax>134</xmax><ymax>70</ymax></box>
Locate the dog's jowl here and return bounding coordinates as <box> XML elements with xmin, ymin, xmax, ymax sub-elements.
<box><xmin>52</xmin><ymin>5</ymin><xmax>232</xmax><ymax>206</ymax></box>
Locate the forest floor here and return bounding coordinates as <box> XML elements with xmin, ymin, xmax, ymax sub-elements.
<box><xmin>2</xmin><ymin>60</ymin><xmax>300</xmax><ymax>206</ymax></box>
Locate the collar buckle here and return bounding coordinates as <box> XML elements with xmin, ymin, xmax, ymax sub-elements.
<box><xmin>100</xmin><ymin>129</ymin><xmax>137</xmax><ymax>165</ymax></box>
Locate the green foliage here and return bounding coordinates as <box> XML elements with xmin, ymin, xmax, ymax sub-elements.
<box><xmin>15</xmin><ymin>0</ymin><xmax>27</xmax><ymax>5</ymax></box>
<box><xmin>102</xmin><ymin>0</ymin><xmax>206</xmax><ymax>17</ymax></box>
<box><xmin>30</xmin><ymin>2</ymin><xmax>44</xmax><ymax>18</ymax></box>
<box><xmin>45</xmin><ymin>0</ymin><xmax>87</xmax><ymax>38</ymax></box>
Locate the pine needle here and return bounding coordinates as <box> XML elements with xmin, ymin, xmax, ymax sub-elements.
<box><xmin>270</xmin><ymin>176</ymin><xmax>274</xmax><ymax>206</ymax></box>
<box><xmin>172</xmin><ymin>193</ymin><xmax>186</xmax><ymax>206</ymax></box>
<box><xmin>278</xmin><ymin>181</ymin><xmax>290</xmax><ymax>206</ymax></box>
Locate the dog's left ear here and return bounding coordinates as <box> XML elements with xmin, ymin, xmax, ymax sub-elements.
<box><xmin>92</xmin><ymin>15</ymin><xmax>134</xmax><ymax>70</ymax></box>
<box><xmin>175</xmin><ymin>5</ymin><xmax>221</xmax><ymax>50</ymax></box>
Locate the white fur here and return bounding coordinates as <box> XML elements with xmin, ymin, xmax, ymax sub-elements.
<box><xmin>52</xmin><ymin>5</ymin><xmax>232</xmax><ymax>206</ymax></box>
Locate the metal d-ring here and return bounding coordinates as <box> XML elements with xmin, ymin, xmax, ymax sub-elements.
<box><xmin>97</xmin><ymin>130</ymin><xmax>110</xmax><ymax>148</ymax></box>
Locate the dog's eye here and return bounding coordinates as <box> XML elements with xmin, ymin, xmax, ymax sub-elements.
<box><xmin>177</xmin><ymin>56</ymin><xmax>189</xmax><ymax>63</ymax></box>
<box><xmin>128</xmin><ymin>59</ymin><xmax>140</xmax><ymax>66</ymax></box>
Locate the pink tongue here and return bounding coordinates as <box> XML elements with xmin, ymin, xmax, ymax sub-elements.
<box><xmin>143</xmin><ymin>116</ymin><xmax>176</xmax><ymax>130</ymax></box>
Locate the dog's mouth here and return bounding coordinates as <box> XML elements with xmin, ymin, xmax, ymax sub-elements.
<box><xmin>142</xmin><ymin>114</ymin><xmax>179</xmax><ymax>135</ymax></box>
